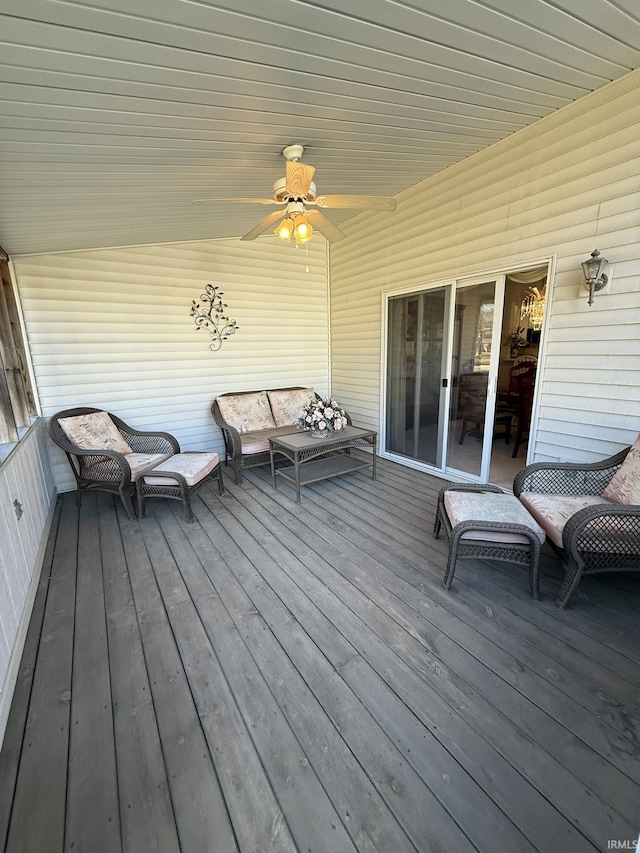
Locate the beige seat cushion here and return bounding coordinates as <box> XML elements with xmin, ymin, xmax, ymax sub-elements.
<box><xmin>601</xmin><ymin>434</ymin><xmax>640</xmax><ymax>505</ymax></box>
<box><xmin>267</xmin><ymin>388</ymin><xmax>316</xmax><ymax>427</ymax></box>
<box><xmin>124</xmin><ymin>452</ymin><xmax>173</xmax><ymax>481</ymax></box>
<box><xmin>59</xmin><ymin>411</ymin><xmax>132</xmax><ymax>454</ymax></box>
<box><xmin>217</xmin><ymin>392</ymin><xmax>276</xmax><ymax>433</ymax></box>
<box><xmin>142</xmin><ymin>452</ymin><xmax>220</xmax><ymax>486</ymax></box>
<box><xmin>444</xmin><ymin>491</ymin><xmax>546</xmax><ymax>545</ymax></box>
<box><xmin>240</xmin><ymin>426</ymin><xmax>301</xmax><ymax>455</ymax></box>
<box><xmin>519</xmin><ymin>492</ymin><xmax>616</xmax><ymax>548</ymax></box>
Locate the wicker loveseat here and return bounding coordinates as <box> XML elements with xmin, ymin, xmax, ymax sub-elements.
<box><xmin>513</xmin><ymin>440</ymin><xmax>640</xmax><ymax>607</ymax></box>
<box><xmin>213</xmin><ymin>387</ymin><xmax>350</xmax><ymax>485</ymax></box>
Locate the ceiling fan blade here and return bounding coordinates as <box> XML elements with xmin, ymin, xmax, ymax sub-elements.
<box><xmin>192</xmin><ymin>197</ymin><xmax>280</xmax><ymax>205</ymax></box>
<box><xmin>315</xmin><ymin>194</ymin><xmax>397</xmax><ymax>211</ymax></box>
<box><xmin>240</xmin><ymin>210</ymin><xmax>288</xmax><ymax>241</ymax></box>
<box><xmin>285</xmin><ymin>161</ymin><xmax>315</xmax><ymax>197</ymax></box>
<box><xmin>305</xmin><ymin>209</ymin><xmax>346</xmax><ymax>242</ymax></box>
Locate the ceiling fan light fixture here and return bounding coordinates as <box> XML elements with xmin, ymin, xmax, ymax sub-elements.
<box><xmin>292</xmin><ymin>213</ymin><xmax>313</xmax><ymax>244</ymax></box>
<box><xmin>274</xmin><ymin>216</ymin><xmax>294</xmax><ymax>242</ymax></box>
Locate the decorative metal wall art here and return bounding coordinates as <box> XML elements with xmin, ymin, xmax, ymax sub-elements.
<box><xmin>190</xmin><ymin>283</ymin><xmax>239</xmax><ymax>351</ymax></box>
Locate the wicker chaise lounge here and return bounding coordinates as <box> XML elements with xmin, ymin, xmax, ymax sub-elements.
<box><xmin>513</xmin><ymin>441</ymin><xmax>640</xmax><ymax>607</ymax></box>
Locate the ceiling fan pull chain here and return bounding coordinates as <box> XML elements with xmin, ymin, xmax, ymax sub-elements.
<box><xmin>305</xmin><ymin>241</ymin><xmax>310</xmax><ymax>273</ymax></box>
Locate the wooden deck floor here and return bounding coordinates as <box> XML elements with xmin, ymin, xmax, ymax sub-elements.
<box><xmin>1</xmin><ymin>456</ymin><xmax>639</xmax><ymax>853</ymax></box>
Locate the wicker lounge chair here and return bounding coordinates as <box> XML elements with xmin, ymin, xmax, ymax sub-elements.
<box><xmin>48</xmin><ymin>407</ymin><xmax>180</xmax><ymax>519</ymax></box>
<box><xmin>513</xmin><ymin>445</ymin><xmax>640</xmax><ymax>607</ymax></box>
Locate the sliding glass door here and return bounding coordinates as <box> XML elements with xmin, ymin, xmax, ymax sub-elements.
<box><xmin>384</xmin><ymin>276</ymin><xmax>505</xmax><ymax>481</ymax></box>
<box><xmin>386</xmin><ymin>287</ymin><xmax>447</xmax><ymax>466</ymax></box>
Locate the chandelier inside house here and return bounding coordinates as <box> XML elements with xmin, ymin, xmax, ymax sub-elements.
<box><xmin>520</xmin><ymin>284</ymin><xmax>546</xmax><ymax>331</ymax></box>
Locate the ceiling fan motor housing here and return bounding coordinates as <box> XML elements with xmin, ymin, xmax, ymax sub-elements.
<box><xmin>273</xmin><ymin>177</ymin><xmax>317</xmax><ymax>203</ymax></box>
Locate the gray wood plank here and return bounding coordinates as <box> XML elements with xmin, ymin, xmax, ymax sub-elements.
<box><xmin>333</xmin><ymin>472</ymin><xmax>640</xmax><ymax>719</ymax></box>
<box><xmin>155</xmin><ymin>502</ymin><xmax>426</xmax><ymax>853</ymax></box>
<box><xmin>117</xmin><ymin>507</ymin><xmax>240</xmax><ymax>853</ymax></box>
<box><xmin>185</xmin><ymin>493</ymin><xmax>521</xmax><ymax>853</ymax></box>
<box><xmin>243</xmin><ymin>468</ymin><xmax>635</xmax><ymax>850</ymax></box>
<box><xmin>437</xmin><ymin>571</ymin><xmax>640</xmax><ymax>734</ymax></box>
<box><xmin>217</xmin><ymin>478</ymin><xmax>599</xmax><ymax>852</ymax></box>
<box><xmin>4</xmin><ymin>495</ymin><xmax>77</xmax><ymax>853</ymax></box>
<box><xmin>2</xmin><ymin>459</ymin><xmax>640</xmax><ymax>853</ymax></box>
<box><xmin>65</xmin><ymin>493</ymin><xmax>121</xmax><ymax>853</ymax></box>
<box><xmin>297</xmin><ymin>466</ymin><xmax>640</xmax><ymax>669</ymax></box>
<box><xmin>98</xmin><ymin>498</ymin><xmax>181</xmax><ymax>853</ymax></box>
<box><xmin>331</xmin><ymin>466</ymin><xmax>640</xmax><ymax>664</ymax></box>
<box><xmin>309</xmin><ymin>475</ymin><xmax>640</xmax><ymax>782</ymax></box>
<box><xmin>342</xmin><ymin>470</ymin><xmax>640</xmax><ymax>720</ymax></box>
<box><xmin>142</xmin><ymin>504</ymin><xmax>360</xmax><ymax>853</ymax></box>
<box><xmin>439</xmin><ymin>550</ymin><xmax>640</xmax><ymax>687</ymax></box>
<box><xmin>134</xmin><ymin>513</ymin><xmax>299</xmax><ymax>853</ymax></box>
<box><xmin>288</xmin><ymin>476</ymin><xmax>640</xmax><ymax>811</ymax></box>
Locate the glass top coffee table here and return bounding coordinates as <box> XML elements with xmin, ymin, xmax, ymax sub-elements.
<box><xmin>269</xmin><ymin>425</ymin><xmax>377</xmax><ymax>503</ymax></box>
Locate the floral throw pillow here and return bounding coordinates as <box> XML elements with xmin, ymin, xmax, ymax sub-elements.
<box><xmin>216</xmin><ymin>392</ymin><xmax>276</xmax><ymax>433</ymax></box>
<box><xmin>602</xmin><ymin>434</ymin><xmax>640</xmax><ymax>505</ymax></box>
<box><xmin>268</xmin><ymin>388</ymin><xmax>316</xmax><ymax>427</ymax></box>
<box><xmin>58</xmin><ymin>411</ymin><xmax>133</xmax><ymax>454</ymax></box>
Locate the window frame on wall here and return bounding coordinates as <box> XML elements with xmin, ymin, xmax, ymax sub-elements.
<box><xmin>0</xmin><ymin>246</ymin><xmax>38</xmax><ymax>454</ymax></box>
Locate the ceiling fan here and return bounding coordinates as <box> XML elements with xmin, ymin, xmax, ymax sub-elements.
<box><xmin>192</xmin><ymin>144</ymin><xmax>397</xmax><ymax>244</ymax></box>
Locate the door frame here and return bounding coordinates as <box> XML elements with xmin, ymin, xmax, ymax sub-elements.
<box><xmin>379</xmin><ymin>256</ymin><xmax>554</xmax><ymax>482</ymax></box>
<box><xmin>443</xmin><ymin>272</ymin><xmax>507</xmax><ymax>483</ymax></box>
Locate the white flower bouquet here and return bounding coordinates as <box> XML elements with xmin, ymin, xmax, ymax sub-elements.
<box><xmin>298</xmin><ymin>398</ymin><xmax>348</xmax><ymax>435</ymax></box>
<box><xmin>506</xmin><ymin>326</ymin><xmax>528</xmax><ymax>348</ymax></box>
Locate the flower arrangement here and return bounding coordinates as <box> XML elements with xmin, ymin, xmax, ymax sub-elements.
<box><xmin>298</xmin><ymin>398</ymin><xmax>348</xmax><ymax>435</ymax></box>
<box><xmin>506</xmin><ymin>326</ymin><xmax>528</xmax><ymax>349</ymax></box>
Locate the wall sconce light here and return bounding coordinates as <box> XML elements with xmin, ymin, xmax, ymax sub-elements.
<box><xmin>581</xmin><ymin>249</ymin><xmax>609</xmax><ymax>306</ymax></box>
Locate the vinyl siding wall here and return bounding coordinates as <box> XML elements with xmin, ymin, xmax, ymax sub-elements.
<box><xmin>0</xmin><ymin>419</ymin><xmax>56</xmax><ymax>743</ymax></box>
<box><xmin>329</xmin><ymin>68</ymin><xmax>640</xmax><ymax>464</ymax></box>
<box><xmin>13</xmin><ymin>238</ymin><xmax>329</xmax><ymax>491</ymax></box>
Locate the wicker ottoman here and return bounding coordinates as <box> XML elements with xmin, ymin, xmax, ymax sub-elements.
<box><xmin>137</xmin><ymin>451</ymin><xmax>224</xmax><ymax>522</ymax></box>
<box><xmin>433</xmin><ymin>484</ymin><xmax>546</xmax><ymax>599</ymax></box>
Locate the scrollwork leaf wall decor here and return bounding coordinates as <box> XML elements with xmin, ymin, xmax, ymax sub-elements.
<box><xmin>190</xmin><ymin>283</ymin><xmax>239</xmax><ymax>351</ymax></box>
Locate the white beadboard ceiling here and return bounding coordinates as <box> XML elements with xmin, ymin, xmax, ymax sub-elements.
<box><xmin>1</xmin><ymin>0</ymin><xmax>639</xmax><ymax>256</ymax></box>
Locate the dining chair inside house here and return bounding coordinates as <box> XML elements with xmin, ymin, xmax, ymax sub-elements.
<box><xmin>457</xmin><ymin>372</ymin><xmax>512</xmax><ymax>445</ymax></box>
<box><xmin>496</xmin><ymin>357</ymin><xmax>537</xmax><ymax>457</ymax></box>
